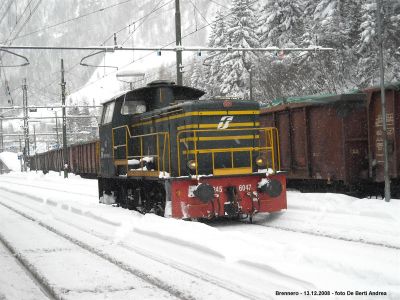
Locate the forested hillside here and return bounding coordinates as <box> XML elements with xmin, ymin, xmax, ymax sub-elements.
<box><xmin>183</xmin><ymin>0</ymin><xmax>400</xmax><ymax>102</ymax></box>
<box><xmin>0</xmin><ymin>0</ymin><xmax>215</xmax><ymax>106</ymax></box>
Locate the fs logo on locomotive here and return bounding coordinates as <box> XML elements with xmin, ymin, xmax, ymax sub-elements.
<box><xmin>217</xmin><ymin>116</ymin><xmax>233</xmax><ymax>129</ymax></box>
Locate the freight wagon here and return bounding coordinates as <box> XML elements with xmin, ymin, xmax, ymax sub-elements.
<box><xmin>30</xmin><ymin>140</ymin><xmax>100</xmax><ymax>178</ymax></box>
<box><xmin>260</xmin><ymin>83</ymin><xmax>400</xmax><ymax>197</ymax></box>
<box><xmin>261</xmin><ymin>92</ymin><xmax>368</xmax><ymax>193</ymax></box>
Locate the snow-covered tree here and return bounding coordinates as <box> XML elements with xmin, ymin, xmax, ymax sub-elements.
<box><xmin>258</xmin><ymin>0</ymin><xmax>305</xmax><ymax>47</ymax></box>
<box><xmin>190</xmin><ymin>58</ymin><xmax>206</xmax><ymax>91</ymax></box>
<box><xmin>357</xmin><ymin>0</ymin><xmax>400</xmax><ymax>86</ymax></box>
<box><xmin>75</xmin><ymin>97</ymin><xmax>95</xmax><ymax>142</ymax></box>
<box><xmin>207</xmin><ymin>0</ymin><xmax>400</xmax><ymax>102</ymax></box>
<box><xmin>206</xmin><ymin>10</ymin><xmax>229</xmax><ymax>96</ymax></box>
<box><xmin>255</xmin><ymin>0</ymin><xmax>319</xmax><ymax>101</ymax></box>
<box><xmin>220</xmin><ymin>0</ymin><xmax>259</xmax><ymax>97</ymax></box>
<box><xmin>67</xmin><ymin>98</ymin><xmax>79</xmax><ymax>144</ymax></box>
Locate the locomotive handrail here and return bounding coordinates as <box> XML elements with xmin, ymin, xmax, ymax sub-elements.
<box><xmin>176</xmin><ymin>127</ymin><xmax>281</xmax><ymax>177</ymax></box>
<box><xmin>112</xmin><ymin>125</ymin><xmax>171</xmax><ymax>175</ymax></box>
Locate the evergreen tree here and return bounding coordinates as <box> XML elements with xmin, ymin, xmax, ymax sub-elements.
<box><xmin>75</xmin><ymin>97</ymin><xmax>93</xmax><ymax>142</ymax></box>
<box><xmin>206</xmin><ymin>10</ymin><xmax>228</xmax><ymax>96</ymax></box>
<box><xmin>258</xmin><ymin>0</ymin><xmax>305</xmax><ymax>47</ymax></box>
<box><xmin>357</xmin><ymin>0</ymin><xmax>400</xmax><ymax>86</ymax></box>
<box><xmin>220</xmin><ymin>0</ymin><xmax>259</xmax><ymax>97</ymax></box>
<box><xmin>67</xmin><ymin>98</ymin><xmax>79</xmax><ymax>144</ymax></box>
<box><xmin>190</xmin><ymin>58</ymin><xmax>206</xmax><ymax>91</ymax></box>
<box><xmin>255</xmin><ymin>0</ymin><xmax>311</xmax><ymax>101</ymax></box>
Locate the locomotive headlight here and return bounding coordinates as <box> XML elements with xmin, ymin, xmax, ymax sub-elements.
<box><xmin>187</xmin><ymin>160</ymin><xmax>197</xmax><ymax>170</ymax></box>
<box><xmin>256</xmin><ymin>156</ymin><xmax>265</xmax><ymax>167</ymax></box>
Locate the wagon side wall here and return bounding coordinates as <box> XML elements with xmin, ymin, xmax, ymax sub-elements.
<box><xmin>261</xmin><ymin>101</ymin><xmax>368</xmax><ymax>184</ymax></box>
<box><xmin>367</xmin><ymin>88</ymin><xmax>400</xmax><ymax>182</ymax></box>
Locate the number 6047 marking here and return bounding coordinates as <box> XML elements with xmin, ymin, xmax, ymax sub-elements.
<box><xmin>239</xmin><ymin>184</ymin><xmax>252</xmax><ymax>192</ymax></box>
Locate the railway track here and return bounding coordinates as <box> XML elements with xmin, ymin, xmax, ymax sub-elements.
<box><xmin>2</xmin><ymin>179</ymin><xmax>398</xmax><ymax>253</ymax></box>
<box><xmin>0</xmin><ymin>199</ymin><xmax>186</xmax><ymax>300</ymax></box>
<box><xmin>0</xmin><ymin>178</ymin><xmax>95</xmax><ymax>198</ymax></box>
<box><xmin>0</xmin><ymin>233</ymin><xmax>55</xmax><ymax>300</ymax></box>
<box><xmin>249</xmin><ymin>221</ymin><xmax>400</xmax><ymax>250</ymax></box>
<box><xmin>0</xmin><ymin>186</ymin><xmax>278</xmax><ymax>300</ymax></box>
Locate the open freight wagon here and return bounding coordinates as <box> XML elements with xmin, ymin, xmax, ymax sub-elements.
<box><xmin>261</xmin><ymin>93</ymin><xmax>369</xmax><ymax>193</ymax></box>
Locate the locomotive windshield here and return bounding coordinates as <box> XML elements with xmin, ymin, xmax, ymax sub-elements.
<box><xmin>121</xmin><ymin>100</ymin><xmax>146</xmax><ymax>115</ymax></box>
<box><xmin>101</xmin><ymin>101</ymin><xmax>115</xmax><ymax>124</ymax></box>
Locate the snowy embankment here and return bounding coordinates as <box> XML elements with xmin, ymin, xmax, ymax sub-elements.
<box><xmin>0</xmin><ymin>152</ymin><xmax>21</xmax><ymax>172</ymax></box>
<box><xmin>254</xmin><ymin>191</ymin><xmax>400</xmax><ymax>249</ymax></box>
<box><xmin>0</xmin><ymin>171</ymin><xmax>399</xmax><ymax>299</ymax></box>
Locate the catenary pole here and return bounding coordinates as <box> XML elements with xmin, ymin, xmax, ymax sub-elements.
<box><xmin>19</xmin><ymin>137</ymin><xmax>22</xmax><ymax>171</ymax></box>
<box><xmin>55</xmin><ymin>111</ymin><xmax>60</xmax><ymax>147</ymax></box>
<box><xmin>175</xmin><ymin>0</ymin><xmax>183</xmax><ymax>85</ymax></box>
<box><xmin>34</xmin><ymin>124</ymin><xmax>38</xmax><ymax>173</ymax></box>
<box><xmin>377</xmin><ymin>0</ymin><xmax>390</xmax><ymax>201</ymax></box>
<box><xmin>0</xmin><ymin>117</ymin><xmax>3</xmax><ymax>152</ymax></box>
<box><xmin>22</xmin><ymin>78</ymin><xmax>29</xmax><ymax>171</ymax></box>
<box><xmin>61</xmin><ymin>59</ymin><xmax>68</xmax><ymax>178</ymax></box>
<box><xmin>33</xmin><ymin>125</ymin><xmax>37</xmax><ymax>152</ymax></box>
<box><xmin>249</xmin><ymin>67</ymin><xmax>253</xmax><ymax>101</ymax></box>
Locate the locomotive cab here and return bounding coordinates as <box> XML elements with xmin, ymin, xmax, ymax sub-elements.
<box><xmin>98</xmin><ymin>80</ymin><xmax>204</xmax><ymax>178</ymax></box>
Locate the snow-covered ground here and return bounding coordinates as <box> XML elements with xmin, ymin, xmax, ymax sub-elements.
<box><xmin>0</xmin><ymin>152</ymin><xmax>21</xmax><ymax>172</ymax></box>
<box><xmin>0</xmin><ymin>171</ymin><xmax>399</xmax><ymax>299</ymax></box>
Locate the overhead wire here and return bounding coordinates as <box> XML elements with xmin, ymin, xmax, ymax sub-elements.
<box><xmin>12</xmin><ymin>0</ymin><xmax>259</xmax><ymax>99</ymax></box>
<box><xmin>208</xmin><ymin>0</ymin><xmax>230</xmax><ymax>10</ymax></box>
<box><xmin>187</xmin><ymin>0</ymin><xmax>210</xmax><ymax>26</ymax></box>
<box><xmin>6</xmin><ymin>0</ymin><xmax>146</xmax><ymax>101</ymax></box>
<box><xmin>1</xmin><ymin>0</ymin><xmax>43</xmax><ymax>104</ymax></box>
<box><xmin>130</xmin><ymin>0</ymin><xmax>258</xmax><ymax>82</ymax></box>
<box><xmin>68</xmin><ymin>0</ymin><xmax>261</xmax><ymax>93</ymax></box>
<box><xmin>2</xmin><ymin>0</ymin><xmax>136</xmax><ymax>44</ymax></box>
<box><xmin>35</xmin><ymin>0</ymin><xmax>175</xmax><ymax>95</ymax></box>
<box><xmin>0</xmin><ymin>0</ymin><xmax>18</xmax><ymax>103</ymax></box>
<box><xmin>7</xmin><ymin>0</ymin><xmax>43</xmax><ymax>44</ymax></box>
<box><xmin>121</xmin><ymin>0</ymin><xmax>170</xmax><ymax>46</ymax></box>
<box><xmin>0</xmin><ymin>0</ymin><xmax>14</xmax><ymax>26</ymax></box>
<box><xmin>13</xmin><ymin>0</ymin><xmax>164</xmax><ymax>95</ymax></box>
<box><xmin>5</xmin><ymin>0</ymin><xmax>36</xmax><ymax>41</ymax></box>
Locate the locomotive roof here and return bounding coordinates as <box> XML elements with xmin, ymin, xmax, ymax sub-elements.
<box><xmin>102</xmin><ymin>81</ymin><xmax>205</xmax><ymax>104</ymax></box>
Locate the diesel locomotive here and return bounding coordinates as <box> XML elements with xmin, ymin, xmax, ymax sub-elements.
<box><xmin>97</xmin><ymin>80</ymin><xmax>287</xmax><ymax>219</ymax></box>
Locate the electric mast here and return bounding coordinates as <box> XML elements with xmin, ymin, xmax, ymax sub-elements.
<box><xmin>175</xmin><ymin>0</ymin><xmax>183</xmax><ymax>85</ymax></box>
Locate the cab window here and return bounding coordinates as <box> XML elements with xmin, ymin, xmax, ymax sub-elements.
<box><xmin>121</xmin><ymin>100</ymin><xmax>146</xmax><ymax>115</ymax></box>
<box><xmin>101</xmin><ymin>101</ymin><xmax>115</xmax><ymax>124</ymax></box>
